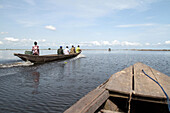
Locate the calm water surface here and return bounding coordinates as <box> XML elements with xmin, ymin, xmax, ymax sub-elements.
<box><xmin>0</xmin><ymin>50</ymin><xmax>170</xmax><ymax>113</ymax></box>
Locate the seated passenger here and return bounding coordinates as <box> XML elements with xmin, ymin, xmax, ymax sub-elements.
<box><xmin>32</xmin><ymin>41</ymin><xmax>39</xmax><ymax>55</ymax></box>
<box><xmin>70</xmin><ymin>45</ymin><xmax>76</xmax><ymax>54</ymax></box>
<box><xmin>76</xmin><ymin>45</ymin><xmax>81</xmax><ymax>53</ymax></box>
<box><xmin>57</xmin><ymin>46</ymin><xmax>64</xmax><ymax>55</ymax></box>
<box><xmin>64</xmin><ymin>46</ymin><xmax>70</xmax><ymax>55</ymax></box>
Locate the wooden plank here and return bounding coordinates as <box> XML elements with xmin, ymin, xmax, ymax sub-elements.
<box><xmin>64</xmin><ymin>88</ymin><xmax>109</xmax><ymax>113</ymax></box>
<box><xmin>105</xmin><ymin>66</ymin><xmax>132</xmax><ymax>94</ymax></box>
<box><xmin>100</xmin><ymin>109</ymin><xmax>125</xmax><ymax>113</ymax></box>
<box><xmin>83</xmin><ymin>90</ymin><xmax>109</xmax><ymax>113</ymax></box>
<box><xmin>104</xmin><ymin>99</ymin><xmax>119</xmax><ymax>111</ymax></box>
<box><xmin>134</xmin><ymin>62</ymin><xmax>165</xmax><ymax>98</ymax></box>
<box><xmin>150</xmin><ymin>68</ymin><xmax>170</xmax><ymax>98</ymax></box>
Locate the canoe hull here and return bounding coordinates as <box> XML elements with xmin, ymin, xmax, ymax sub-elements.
<box><xmin>14</xmin><ymin>53</ymin><xmax>81</xmax><ymax>63</ymax></box>
<box><xmin>64</xmin><ymin>62</ymin><xmax>170</xmax><ymax>113</ymax></box>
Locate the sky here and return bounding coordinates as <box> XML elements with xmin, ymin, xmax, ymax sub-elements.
<box><xmin>0</xmin><ymin>0</ymin><xmax>170</xmax><ymax>49</ymax></box>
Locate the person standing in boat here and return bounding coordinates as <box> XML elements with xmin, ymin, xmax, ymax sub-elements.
<box><xmin>32</xmin><ymin>41</ymin><xmax>39</xmax><ymax>55</ymax></box>
<box><xmin>57</xmin><ymin>46</ymin><xmax>64</xmax><ymax>55</ymax></box>
<box><xmin>76</xmin><ymin>45</ymin><xmax>81</xmax><ymax>53</ymax></box>
<box><xmin>64</xmin><ymin>46</ymin><xmax>70</xmax><ymax>55</ymax></box>
<box><xmin>70</xmin><ymin>45</ymin><xmax>76</xmax><ymax>54</ymax></box>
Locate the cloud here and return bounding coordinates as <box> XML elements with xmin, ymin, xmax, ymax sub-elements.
<box><xmin>45</xmin><ymin>0</ymin><xmax>158</xmax><ymax>19</ymax></box>
<box><xmin>115</xmin><ymin>23</ymin><xmax>155</xmax><ymax>28</ymax></box>
<box><xmin>91</xmin><ymin>41</ymin><xmax>101</xmax><ymax>46</ymax></box>
<box><xmin>41</xmin><ymin>39</ymin><xmax>46</xmax><ymax>42</ymax></box>
<box><xmin>145</xmin><ymin>43</ymin><xmax>150</xmax><ymax>46</ymax></box>
<box><xmin>80</xmin><ymin>40</ymin><xmax>142</xmax><ymax>47</ymax></box>
<box><xmin>4</xmin><ymin>37</ymin><xmax>19</xmax><ymax>42</ymax></box>
<box><xmin>1</xmin><ymin>32</ymin><xmax>8</xmax><ymax>34</ymax></box>
<box><xmin>165</xmin><ymin>41</ymin><xmax>170</xmax><ymax>44</ymax></box>
<box><xmin>45</xmin><ymin>25</ymin><xmax>56</xmax><ymax>31</ymax></box>
<box><xmin>2</xmin><ymin>38</ymin><xmax>47</xmax><ymax>48</ymax></box>
<box><xmin>111</xmin><ymin>40</ymin><xmax>121</xmax><ymax>45</ymax></box>
<box><xmin>19</xmin><ymin>38</ymin><xmax>46</xmax><ymax>44</ymax></box>
<box><xmin>0</xmin><ymin>41</ymin><xmax>3</xmax><ymax>44</ymax></box>
<box><xmin>4</xmin><ymin>37</ymin><xmax>46</xmax><ymax>43</ymax></box>
<box><xmin>121</xmin><ymin>41</ymin><xmax>142</xmax><ymax>46</ymax></box>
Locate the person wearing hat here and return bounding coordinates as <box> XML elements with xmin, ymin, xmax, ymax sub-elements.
<box><xmin>57</xmin><ymin>46</ymin><xmax>64</xmax><ymax>55</ymax></box>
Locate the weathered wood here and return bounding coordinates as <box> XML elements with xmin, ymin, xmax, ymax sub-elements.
<box><xmin>104</xmin><ymin>99</ymin><xmax>119</xmax><ymax>111</ymax></box>
<box><xmin>100</xmin><ymin>109</ymin><xmax>125</xmax><ymax>113</ymax></box>
<box><xmin>134</xmin><ymin>62</ymin><xmax>165</xmax><ymax>98</ymax></box>
<box><xmin>106</xmin><ymin>66</ymin><xmax>132</xmax><ymax>94</ymax></box>
<box><xmin>150</xmin><ymin>68</ymin><xmax>170</xmax><ymax>98</ymax></box>
<box><xmin>84</xmin><ymin>90</ymin><xmax>109</xmax><ymax>113</ymax></box>
<box><xmin>64</xmin><ymin>62</ymin><xmax>170</xmax><ymax>113</ymax></box>
<box><xmin>64</xmin><ymin>88</ymin><xmax>109</xmax><ymax>113</ymax></box>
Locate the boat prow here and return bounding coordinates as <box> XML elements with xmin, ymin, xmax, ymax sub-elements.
<box><xmin>64</xmin><ymin>62</ymin><xmax>170</xmax><ymax>113</ymax></box>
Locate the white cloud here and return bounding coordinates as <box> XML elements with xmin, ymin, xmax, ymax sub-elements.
<box><xmin>111</xmin><ymin>40</ymin><xmax>121</xmax><ymax>45</ymax></box>
<box><xmin>1</xmin><ymin>32</ymin><xmax>8</xmax><ymax>34</ymax></box>
<box><xmin>102</xmin><ymin>41</ymin><xmax>111</xmax><ymax>45</ymax></box>
<box><xmin>115</xmin><ymin>23</ymin><xmax>155</xmax><ymax>28</ymax></box>
<box><xmin>145</xmin><ymin>43</ymin><xmax>150</xmax><ymax>46</ymax></box>
<box><xmin>121</xmin><ymin>41</ymin><xmax>142</xmax><ymax>46</ymax></box>
<box><xmin>80</xmin><ymin>40</ymin><xmax>142</xmax><ymax>47</ymax></box>
<box><xmin>20</xmin><ymin>38</ymin><xmax>46</xmax><ymax>44</ymax></box>
<box><xmin>0</xmin><ymin>41</ymin><xmax>3</xmax><ymax>44</ymax></box>
<box><xmin>3</xmin><ymin>37</ymin><xmax>46</xmax><ymax>44</ymax></box>
<box><xmin>45</xmin><ymin>25</ymin><xmax>56</xmax><ymax>31</ymax></box>
<box><xmin>4</xmin><ymin>37</ymin><xmax>19</xmax><ymax>42</ymax></box>
<box><xmin>91</xmin><ymin>41</ymin><xmax>101</xmax><ymax>46</ymax></box>
<box><xmin>41</xmin><ymin>39</ymin><xmax>46</xmax><ymax>42</ymax></box>
<box><xmin>165</xmin><ymin>41</ymin><xmax>170</xmax><ymax>44</ymax></box>
<box><xmin>46</xmin><ymin>0</ymin><xmax>158</xmax><ymax>19</ymax></box>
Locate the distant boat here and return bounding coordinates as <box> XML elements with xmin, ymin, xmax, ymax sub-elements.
<box><xmin>108</xmin><ymin>48</ymin><xmax>111</xmax><ymax>51</ymax></box>
<box><xmin>14</xmin><ymin>52</ymin><xmax>81</xmax><ymax>64</ymax></box>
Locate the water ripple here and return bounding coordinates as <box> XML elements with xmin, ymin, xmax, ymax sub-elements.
<box><xmin>0</xmin><ymin>51</ymin><xmax>169</xmax><ymax>113</ymax></box>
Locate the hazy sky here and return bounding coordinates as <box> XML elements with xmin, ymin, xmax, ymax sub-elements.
<box><xmin>0</xmin><ymin>0</ymin><xmax>170</xmax><ymax>49</ymax></box>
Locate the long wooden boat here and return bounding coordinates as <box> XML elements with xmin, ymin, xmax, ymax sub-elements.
<box><xmin>14</xmin><ymin>52</ymin><xmax>81</xmax><ymax>63</ymax></box>
<box><xmin>64</xmin><ymin>62</ymin><xmax>170</xmax><ymax>113</ymax></box>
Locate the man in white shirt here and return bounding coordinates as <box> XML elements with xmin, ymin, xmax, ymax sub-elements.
<box><xmin>64</xmin><ymin>46</ymin><xmax>70</xmax><ymax>55</ymax></box>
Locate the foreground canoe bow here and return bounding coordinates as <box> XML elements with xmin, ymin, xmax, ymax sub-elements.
<box><xmin>14</xmin><ymin>52</ymin><xmax>81</xmax><ymax>63</ymax></box>
<box><xmin>64</xmin><ymin>62</ymin><xmax>170</xmax><ymax>113</ymax></box>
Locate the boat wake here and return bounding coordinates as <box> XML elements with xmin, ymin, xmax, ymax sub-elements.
<box><xmin>0</xmin><ymin>61</ymin><xmax>34</xmax><ymax>68</ymax></box>
<box><xmin>70</xmin><ymin>54</ymin><xmax>86</xmax><ymax>61</ymax></box>
<box><xmin>60</xmin><ymin>54</ymin><xmax>86</xmax><ymax>65</ymax></box>
<box><xmin>0</xmin><ymin>54</ymin><xmax>85</xmax><ymax>68</ymax></box>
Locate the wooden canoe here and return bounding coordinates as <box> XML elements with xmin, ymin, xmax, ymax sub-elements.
<box><xmin>64</xmin><ymin>62</ymin><xmax>170</xmax><ymax>113</ymax></box>
<box><xmin>14</xmin><ymin>52</ymin><xmax>81</xmax><ymax>63</ymax></box>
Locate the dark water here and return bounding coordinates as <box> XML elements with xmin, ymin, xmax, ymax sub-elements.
<box><xmin>0</xmin><ymin>50</ymin><xmax>170</xmax><ymax>113</ymax></box>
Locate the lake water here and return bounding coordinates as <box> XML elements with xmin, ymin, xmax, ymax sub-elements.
<box><xmin>0</xmin><ymin>50</ymin><xmax>170</xmax><ymax>113</ymax></box>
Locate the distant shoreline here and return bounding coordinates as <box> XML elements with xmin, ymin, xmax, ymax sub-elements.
<box><xmin>83</xmin><ymin>49</ymin><xmax>170</xmax><ymax>51</ymax></box>
<box><xmin>0</xmin><ymin>49</ymin><xmax>170</xmax><ymax>51</ymax></box>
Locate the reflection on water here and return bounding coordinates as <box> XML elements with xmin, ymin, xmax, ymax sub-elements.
<box><xmin>0</xmin><ymin>50</ymin><xmax>170</xmax><ymax>113</ymax></box>
<box><xmin>32</xmin><ymin>72</ymin><xmax>40</xmax><ymax>94</ymax></box>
